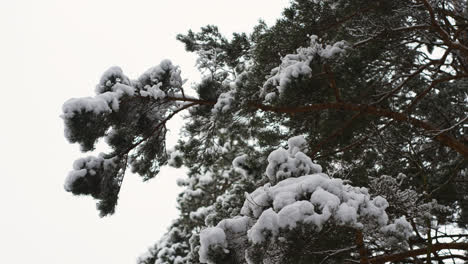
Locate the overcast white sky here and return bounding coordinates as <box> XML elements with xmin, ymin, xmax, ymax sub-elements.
<box><xmin>0</xmin><ymin>1</ymin><xmax>290</xmax><ymax>264</ymax></box>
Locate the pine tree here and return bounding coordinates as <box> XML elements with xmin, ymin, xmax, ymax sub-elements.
<box><xmin>62</xmin><ymin>0</ymin><xmax>468</xmax><ymax>263</ymax></box>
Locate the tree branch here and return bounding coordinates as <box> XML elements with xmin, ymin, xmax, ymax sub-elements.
<box><xmin>356</xmin><ymin>231</ymin><xmax>369</xmax><ymax>264</ymax></box>
<box><xmin>163</xmin><ymin>96</ymin><xmax>468</xmax><ymax>158</ymax></box>
<box><xmin>419</xmin><ymin>0</ymin><xmax>468</xmax><ymax>57</ymax></box>
<box><xmin>368</xmin><ymin>243</ymin><xmax>468</xmax><ymax>264</ymax></box>
<box><xmin>117</xmin><ymin>101</ymin><xmax>198</xmax><ymax>157</ymax></box>
<box><xmin>324</xmin><ymin>64</ymin><xmax>342</xmax><ymax>102</ymax></box>
<box><xmin>250</xmin><ymin>102</ymin><xmax>468</xmax><ymax>158</ymax></box>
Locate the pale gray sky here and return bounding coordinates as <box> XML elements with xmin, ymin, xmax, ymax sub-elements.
<box><xmin>0</xmin><ymin>1</ymin><xmax>289</xmax><ymax>263</ymax></box>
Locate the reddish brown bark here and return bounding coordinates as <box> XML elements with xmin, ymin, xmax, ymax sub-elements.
<box><xmin>356</xmin><ymin>231</ymin><xmax>369</xmax><ymax>264</ymax></box>
<box><xmin>368</xmin><ymin>243</ymin><xmax>468</xmax><ymax>264</ymax></box>
<box><xmin>250</xmin><ymin>102</ymin><xmax>468</xmax><ymax>158</ymax></box>
<box><xmin>164</xmin><ymin>97</ymin><xmax>468</xmax><ymax>159</ymax></box>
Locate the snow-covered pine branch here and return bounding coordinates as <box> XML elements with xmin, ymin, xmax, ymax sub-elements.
<box><xmin>62</xmin><ymin>60</ymin><xmax>186</xmax><ymax>215</ymax></box>
<box><xmin>199</xmin><ymin>136</ymin><xmax>413</xmax><ymax>264</ymax></box>
<box><xmin>262</xmin><ymin>35</ymin><xmax>348</xmax><ymax>101</ymax></box>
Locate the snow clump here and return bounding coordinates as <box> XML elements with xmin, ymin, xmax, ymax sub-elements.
<box><xmin>198</xmin><ymin>136</ymin><xmax>413</xmax><ymax>263</ymax></box>
<box><xmin>199</xmin><ymin>227</ymin><xmax>229</xmax><ymax>264</ymax></box>
<box><xmin>266</xmin><ymin>135</ymin><xmax>322</xmax><ymax>183</ymax></box>
<box><xmin>64</xmin><ymin>154</ymin><xmax>116</xmax><ymax>193</ymax></box>
<box><xmin>212</xmin><ymin>90</ymin><xmax>236</xmax><ymax>114</ymax></box>
<box><xmin>263</xmin><ymin>35</ymin><xmax>348</xmax><ymax>98</ymax></box>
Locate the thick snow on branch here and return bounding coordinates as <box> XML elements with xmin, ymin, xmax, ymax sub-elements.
<box><xmin>137</xmin><ymin>59</ymin><xmax>183</xmax><ymax>99</ymax></box>
<box><xmin>150</xmin><ymin>226</ymin><xmax>189</xmax><ymax>264</ymax></box>
<box><xmin>62</xmin><ymin>83</ymin><xmax>135</xmax><ymax>119</ymax></box>
<box><xmin>198</xmin><ymin>136</ymin><xmax>413</xmax><ymax>263</ymax></box>
<box><xmin>95</xmin><ymin>66</ymin><xmax>132</xmax><ymax>94</ymax></box>
<box><xmin>212</xmin><ymin>90</ymin><xmax>235</xmax><ymax>114</ymax></box>
<box><xmin>140</xmin><ymin>83</ymin><xmax>166</xmax><ymax>100</ymax></box>
<box><xmin>266</xmin><ymin>135</ymin><xmax>322</xmax><ymax>183</ymax></box>
<box><xmin>263</xmin><ymin>35</ymin><xmax>348</xmax><ymax>99</ymax></box>
<box><xmin>61</xmin><ymin>60</ymin><xmax>184</xmax><ymax>151</ymax></box>
<box><xmin>242</xmin><ymin>174</ymin><xmax>400</xmax><ymax>244</ymax></box>
<box><xmin>63</xmin><ymin>66</ymin><xmax>136</xmax><ymax>120</ymax></box>
<box><xmin>199</xmin><ymin>227</ymin><xmax>228</xmax><ymax>264</ymax></box>
<box><xmin>62</xmin><ymin>59</ymin><xmax>182</xmax><ymax>120</ymax></box>
<box><xmin>137</xmin><ymin>59</ymin><xmax>182</xmax><ymax>88</ymax></box>
<box><xmin>64</xmin><ymin>154</ymin><xmax>116</xmax><ymax>194</ymax></box>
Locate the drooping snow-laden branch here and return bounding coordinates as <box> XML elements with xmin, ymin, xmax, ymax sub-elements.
<box><xmin>62</xmin><ymin>60</ymin><xmax>191</xmax><ymax>215</ymax></box>
<box><xmin>198</xmin><ymin>137</ymin><xmax>415</xmax><ymax>263</ymax></box>
<box><xmin>196</xmin><ymin>136</ymin><xmax>462</xmax><ymax>263</ymax></box>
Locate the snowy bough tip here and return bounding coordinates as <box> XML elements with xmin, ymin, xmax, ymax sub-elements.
<box><xmin>62</xmin><ymin>59</ymin><xmax>186</xmax><ymax>216</ymax></box>
<box><xmin>198</xmin><ymin>136</ymin><xmax>413</xmax><ymax>264</ymax></box>
<box><xmin>261</xmin><ymin>35</ymin><xmax>349</xmax><ymax>101</ymax></box>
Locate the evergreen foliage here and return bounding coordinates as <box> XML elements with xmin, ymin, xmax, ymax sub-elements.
<box><xmin>62</xmin><ymin>0</ymin><xmax>468</xmax><ymax>263</ymax></box>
